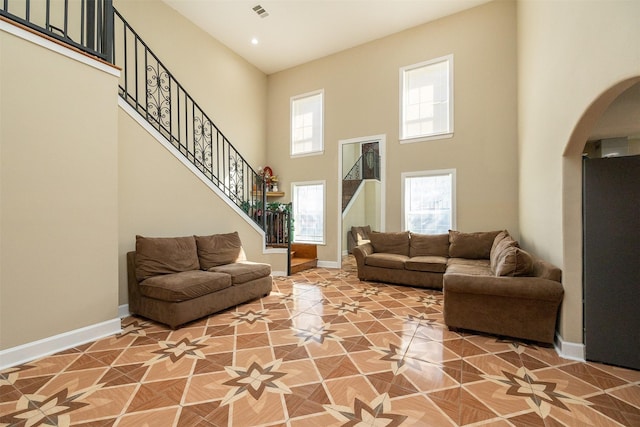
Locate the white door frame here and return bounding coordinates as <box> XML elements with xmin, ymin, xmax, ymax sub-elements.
<box><xmin>337</xmin><ymin>134</ymin><xmax>386</xmax><ymax>265</ymax></box>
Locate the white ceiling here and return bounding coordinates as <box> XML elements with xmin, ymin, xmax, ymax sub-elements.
<box><xmin>162</xmin><ymin>0</ymin><xmax>490</xmax><ymax>75</ymax></box>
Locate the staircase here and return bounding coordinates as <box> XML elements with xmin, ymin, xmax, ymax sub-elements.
<box><xmin>289</xmin><ymin>244</ymin><xmax>318</xmax><ymax>274</ymax></box>
<box><xmin>1</xmin><ymin>0</ymin><xmax>294</xmax><ymax>272</ymax></box>
<box><xmin>111</xmin><ymin>8</ymin><xmax>293</xmax><ymax>268</ymax></box>
<box><xmin>342</xmin><ymin>149</ymin><xmax>381</xmax><ymax>211</ymax></box>
<box><xmin>342</xmin><ymin>179</ymin><xmax>362</xmax><ymax>211</ymax></box>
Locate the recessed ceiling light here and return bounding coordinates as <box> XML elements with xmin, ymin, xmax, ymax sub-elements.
<box><xmin>251</xmin><ymin>37</ymin><xmax>259</xmax><ymax>45</ymax></box>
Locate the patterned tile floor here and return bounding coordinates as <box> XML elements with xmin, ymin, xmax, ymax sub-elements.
<box><xmin>2</xmin><ymin>258</ymin><xmax>640</xmax><ymax>426</ymax></box>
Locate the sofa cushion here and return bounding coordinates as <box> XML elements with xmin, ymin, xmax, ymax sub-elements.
<box><xmin>449</xmin><ymin>230</ymin><xmax>501</xmax><ymax>259</ymax></box>
<box><xmin>447</xmin><ymin>258</ymin><xmax>491</xmax><ymax>267</ymax></box>
<box><xmin>405</xmin><ymin>256</ymin><xmax>447</xmax><ymax>273</ymax></box>
<box><xmin>369</xmin><ymin>231</ymin><xmax>410</xmax><ymax>256</ymax></box>
<box><xmin>364</xmin><ymin>253</ymin><xmax>409</xmax><ymax>269</ymax></box>
<box><xmin>490</xmin><ymin>230</ymin><xmax>509</xmax><ymax>259</ymax></box>
<box><xmin>135</xmin><ymin>235</ymin><xmax>200</xmax><ymax>282</ymax></box>
<box><xmin>409</xmin><ymin>233</ymin><xmax>449</xmax><ymax>257</ymax></box>
<box><xmin>196</xmin><ymin>231</ymin><xmax>245</xmax><ymax>269</ymax></box>
<box><xmin>352</xmin><ymin>225</ymin><xmax>372</xmax><ymax>245</ymax></box>
<box><xmin>209</xmin><ymin>261</ymin><xmax>271</xmax><ymax>285</ymax></box>
<box><xmin>490</xmin><ymin>234</ymin><xmax>519</xmax><ymax>274</ymax></box>
<box><xmin>494</xmin><ymin>247</ymin><xmax>534</xmax><ymax>277</ymax></box>
<box><xmin>445</xmin><ymin>262</ymin><xmax>492</xmax><ymax>276</ymax></box>
<box><xmin>139</xmin><ymin>270</ymin><xmax>231</xmax><ymax>302</ymax></box>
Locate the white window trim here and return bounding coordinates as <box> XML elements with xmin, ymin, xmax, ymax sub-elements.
<box><xmin>291</xmin><ymin>180</ymin><xmax>326</xmax><ymax>245</ymax></box>
<box><xmin>290</xmin><ymin>89</ymin><xmax>324</xmax><ymax>158</ymax></box>
<box><xmin>401</xmin><ymin>168</ymin><xmax>457</xmax><ymax>232</ymax></box>
<box><xmin>399</xmin><ymin>55</ymin><xmax>454</xmax><ymax>144</ymax></box>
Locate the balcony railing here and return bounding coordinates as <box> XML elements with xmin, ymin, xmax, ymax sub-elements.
<box><xmin>1</xmin><ymin>0</ymin><xmax>113</xmax><ymax>61</ymax></box>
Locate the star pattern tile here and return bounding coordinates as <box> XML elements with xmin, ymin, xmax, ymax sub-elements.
<box><xmin>1</xmin><ymin>255</ymin><xmax>639</xmax><ymax>426</ymax></box>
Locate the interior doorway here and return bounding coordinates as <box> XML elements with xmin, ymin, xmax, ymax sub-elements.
<box><xmin>562</xmin><ymin>77</ymin><xmax>640</xmax><ymax>363</ymax></box>
<box><xmin>337</xmin><ymin>135</ymin><xmax>385</xmax><ymax>264</ymax></box>
<box><xmin>583</xmin><ymin>154</ymin><xmax>640</xmax><ymax>370</ymax></box>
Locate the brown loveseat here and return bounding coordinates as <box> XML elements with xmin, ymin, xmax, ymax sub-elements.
<box><xmin>352</xmin><ymin>230</ymin><xmax>564</xmax><ymax>343</ymax></box>
<box><xmin>127</xmin><ymin>232</ymin><xmax>272</xmax><ymax>328</ymax></box>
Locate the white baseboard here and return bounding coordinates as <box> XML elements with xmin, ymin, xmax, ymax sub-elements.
<box><xmin>272</xmin><ymin>271</ymin><xmax>287</xmax><ymax>277</ymax></box>
<box><xmin>554</xmin><ymin>333</ymin><xmax>585</xmax><ymax>361</ymax></box>
<box><xmin>119</xmin><ymin>304</ymin><xmax>130</xmax><ymax>318</ymax></box>
<box><xmin>0</xmin><ymin>318</ymin><xmax>122</xmax><ymax>370</ymax></box>
<box><xmin>317</xmin><ymin>260</ymin><xmax>340</xmax><ymax>269</ymax></box>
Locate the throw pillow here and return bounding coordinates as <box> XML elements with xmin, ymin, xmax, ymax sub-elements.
<box><xmin>490</xmin><ymin>230</ymin><xmax>510</xmax><ymax>259</ymax></box>
<box><xmin>490</xmin><ymin>234</ymin><xmax>519</xmax><ymax>274</ymax></box>
<box><xmin>409</xmin><ymin>232</ymin><xmax>449</xmax><ymax>257</ymax></box>
<box><xmin>195</xmin><ymin>231</ymin><xmax>245</xmax><ymax>269</ymax></box>
<box><xmin>449</xmin><ymin>230</ymin><xmax>501</xmax><ymax>259</ymax></box>
<box><xmin>352</xmin><ymin>225</ymin><xmax>372</xmax><ymax>245</ymax></box>
<box><xmin>494</xmin><ymin>246</ymin><xmax>534</xmax><ymax>277</ymax></box>
<box><xmin>135</xmin><ymin>235</ymin><xmax>200</xmax><ymax>281</ymax></box>
<box><xmin>369</xmin><ymin>231</ymin><xmax>410</xmax><ymax>256</ymax></box>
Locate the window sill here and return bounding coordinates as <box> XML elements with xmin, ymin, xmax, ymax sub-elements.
<box><xmin>400</xmin><ymin>132</ymin><xmax>453</xmax><ymax>144</ymax></box>
<box><xmin>290</xmin><ymin>150</ymin><xmax>324</xmax><ymax>159</ymax></box>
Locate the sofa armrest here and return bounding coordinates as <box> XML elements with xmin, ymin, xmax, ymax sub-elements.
<box><xmin>127</xmin><ymin>251</ymin><xmax>142</xmax><ymax>314</ymax></box>
<box><xmin>443</xmin><ymin>273</ymin><xmax>564</xmax><ymax>344</ymax></box>
<box><xmin>443</xmin><ymin>273</ymin><xmax>564</xmax><ymax>302</ymax></box>
<box><xmin>352</xmin><ymin>243</ymin><xmax>373</xmax><ymax>279</ymax></box>
<box><xmin>347</xmin><ymin>230</ymin><xmax>357</xmax><ymax>253</ymax></box>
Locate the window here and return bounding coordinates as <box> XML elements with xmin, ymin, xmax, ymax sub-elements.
<box><xmin>402</xmin><ymin>170</ymin><xmax>455</xmax><ymax>234</ymax></box>
<box><xmin>291</xmin><ymin>90</ymin><xmax>324</xmax><ymax>157</ymax></box>
<box><xmin>292</xmin><ymin>181</ymin><xmax>325</xmax><ymax>244</ymax></box>
<box><xmin>400</xmin><ymin>55</ymin><xmax>453</xmax><ymax>141</ymax></box>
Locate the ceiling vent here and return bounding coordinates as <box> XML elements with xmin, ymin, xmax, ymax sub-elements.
<box><xmin>252</xmin><ymin>4</ymin><xmax>269</xmax><ymax>18</ymax></box>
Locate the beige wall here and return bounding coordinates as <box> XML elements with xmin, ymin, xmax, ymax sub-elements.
<box><xmin>0</xmin><ymin>30</ymin><xmax>119</xmax><ymax>349</ymax></box>
<box><xmin>365</xmin><ymin>180</ymin><xmax>382</xmax><ymax>232</ymax></box>
<box><xmin>267</xmin><ymin>0</ymin><xmax>519</xmax><ymax>264</ymax></box>
<box><xmin>517</xmin><ymin>0</ymin><xmax>640</xmax><ymax>343</ymax></box>
<box><xmin>342</xmin><ymin>180</ymin><xmax>382</xmax><ymax>253</ymax></box>
<box><xmin>118</xmin><ymin>109</ymin><xmax>285</xmax><ymax>306</ymax></box>
<box><xmin>118</xmin><ymin>110</ymin><xmax>286</xmax><ymax>304</ymax></box>
<box><xmin>113</xmin><ymin>0</ymin><xmax>275</xmax><ymax>305</ymax></box>
<box><xmin>113</xmin><ymin>0</ymin><xmax>267</xmax><ymax>168</ymax></box>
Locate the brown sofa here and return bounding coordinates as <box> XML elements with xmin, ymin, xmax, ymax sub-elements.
<box><xmin>127</xmin><ymin>232</ymin><xmax>272</xmax><ymax>328</ymax></box>
<box><xmin>352</xmin><ymin>230</ymin><xmax>564</xmax><ymax>343</ymax></box>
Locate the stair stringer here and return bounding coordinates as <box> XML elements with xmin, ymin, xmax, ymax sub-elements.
<box><xmin>342</xmin><ymin>179</ymin><xmax>365</xmax><ymax>217</ymax></box>
<box><xmin>119</xmin><ymin>97</ymin><xmax>287</xmax><ymax>263</ymax></box>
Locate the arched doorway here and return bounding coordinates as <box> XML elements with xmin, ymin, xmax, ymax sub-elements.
<box><xmin>562</xmin><ymin>77</ymin><xmax>640</xmax><ymax>368</ymax></box>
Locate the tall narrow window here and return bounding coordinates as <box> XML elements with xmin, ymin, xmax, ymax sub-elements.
<box><xmin>292</xmin><ymin>181</ymin><xmax>325</xmax><ymax>244</ymax></box>
<box><xmin>291</xmin><ymin>90</ymin><xmax>324</xmax><ymax>157</ymax></box>
<box><xmin>400</xmin><ymin>55</ymin><xmax>453</xmax><ymax>142</ymax></box>
<box><xmin>402</xmin><ymin>170</ymin><xmax>456</xmax><ymax>234</ymax></box>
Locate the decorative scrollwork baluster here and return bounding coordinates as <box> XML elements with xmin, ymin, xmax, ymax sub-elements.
<box><xmin>229</xmin><ymin>150</ymin><xmax>244</xmax><ymax>204</ymax></box>
<box><xmin>146</xmin><ymin>64</ymin><xmax>170</xmax><ymax>131</ymax></box>
<box><xmin>194</xmin><ymin>115</ymin><xmax>213</xmax><ymax>174</ymax></box>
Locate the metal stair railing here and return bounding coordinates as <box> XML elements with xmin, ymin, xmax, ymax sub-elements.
<box><xmin>1</xmin><ymin>4</ymin><xmax>291</xmax><ymax>249</ymax></box>
<box><xmin>112</xmin><ymin>8</ymin><xmax>266</xmax><ymax>228</ymax></box>
<box><xmin>342</xmin><ymin>150</ymin><xmax>380</xmax><ymax>211</ymax></box>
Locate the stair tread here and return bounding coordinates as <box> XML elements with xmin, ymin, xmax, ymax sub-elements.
<box><xmin>291</xmin><ymin>257</ymin><xmax>317</xmax><ymax>265</ymax></box>
<box><xmin>290</xmin><ymin>257</ymin><xmax>318</xmax><ymax>274</ymax></box>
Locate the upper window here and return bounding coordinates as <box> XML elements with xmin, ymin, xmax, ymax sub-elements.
<box><xmin>402</xmin><ymin>169</ymin><xmax>456</xmax><ymax>234</ymax></box>
<box><xmin>400</xmin><ymin>55</ymin><xmax>453</xmax><ymax>142</ymax></box>
<box><xmin>291</xmin><ymin>90</ymin><xmax>324</xmax><ymax>157</ymax></box>
<box><xmin>291</xmin><ymin>181</ymin><xmax>325</xmax><ymax>244</ymax></box>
